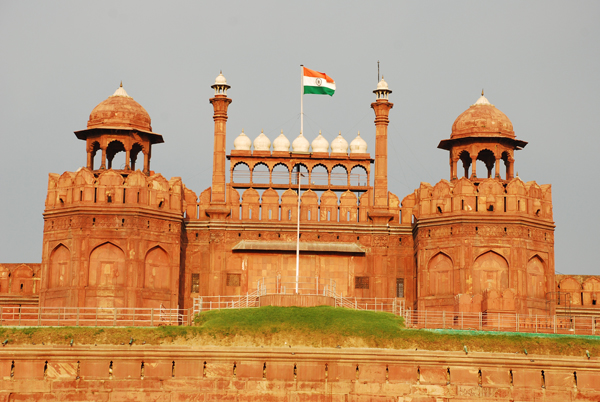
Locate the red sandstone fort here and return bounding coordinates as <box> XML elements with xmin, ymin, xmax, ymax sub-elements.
<box><xmin>2</xmin><ymin>73</ymin><xmax>600</xmax><ymax>401</ymax></box>
<box><xmin>1</xmin><ymin>73</ymin><xmax>599</xmax><ymax>320</ymax></box>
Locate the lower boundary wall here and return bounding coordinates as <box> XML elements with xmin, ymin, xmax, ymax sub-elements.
<box><xmin>1</xmin><ymin>346</ymin><xmax>599</xmax><ymax>401</ymax></box>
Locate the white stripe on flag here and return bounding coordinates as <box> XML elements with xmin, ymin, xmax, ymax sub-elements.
<box><xmin>303</xmin><ymin>76</ymin><xmax>336</xmax><ymax>90</ymax></box>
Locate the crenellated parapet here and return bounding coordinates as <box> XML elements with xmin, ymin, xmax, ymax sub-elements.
<box><xmin>44</xmin><ymin>168</ymin><xmax>184</xmax><ymax>216</ymax></box>
<box><xmin>401</xmin><ymin>177</ymin><xmax>553</xmax><ymax>224</ymax></box>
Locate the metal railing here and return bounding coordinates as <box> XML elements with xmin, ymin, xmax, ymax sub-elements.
<box><xmin>404</xmin><ymin>309</ymin><xmax>600</xmax><ymax>335</ymax></box>
<box><xmin>334</xmin><ymin>296</ymin><xmax>407</xmax><ymax>319</ymax></box>
<box><xmin>0</xmin><ymin>306</ymin><xmax>191</xmax><ymax>327</ymax></box>
<box><xmin>2</xmin><ymin>297</ymin><xmax>598</xmax><ymax>336</ymax></box>
<box><xmin>193</xmin><ymin>290</ymin><xmax>262</xmax><ymax>314</ymax></box>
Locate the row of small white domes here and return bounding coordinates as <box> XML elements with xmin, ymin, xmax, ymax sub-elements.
<box><xmin>234</xmin><ymin>130</ymin><xmax>368</xmax><ymax>154</ymax></box>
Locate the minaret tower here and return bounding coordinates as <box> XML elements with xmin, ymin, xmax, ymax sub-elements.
<box><xmin>207</xmin><ymin>72</ymin><xmax>232</xmax><ymax>220</ymax></box>
<box><xmin>369</xmin><ymin>77</ymin><xmax>394</xmax><ymax>224</ymax></box>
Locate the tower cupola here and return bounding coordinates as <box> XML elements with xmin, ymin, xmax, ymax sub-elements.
<box><xmin>211</xmin><ymin>71</ymin><xmax>230</xmax><ymax>96</ymax></box>
<box><xmin>438</xmin><ymin>91</ymin><xmax>527</xmax><ymax>181</ymax></box>
<box><xmin>75</xmin><ymin>83</ymin><xmax>163</xmax><ymax>174</ymax></box>
<box><xmin>374</xmin><ymin>76</ymin><xmax>392</xmax><ymax>100</ymax></box>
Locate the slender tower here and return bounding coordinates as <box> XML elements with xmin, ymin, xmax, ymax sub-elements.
<box><xmin>369</xmin><ymin>77</ymin><xmax>394</xmax><ymax>224</ymax></box>
<box><xmin>207</xmin><ymin>72</ymin><xmax>232</xmax><ymax>220</ymax></box>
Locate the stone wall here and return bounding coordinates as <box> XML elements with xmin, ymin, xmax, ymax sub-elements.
<box><xmin>1</xmin><ymin>346</ymin><xmax>598</xmax><ymax>401</ymax></box>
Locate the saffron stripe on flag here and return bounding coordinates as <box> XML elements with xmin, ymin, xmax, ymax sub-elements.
<box><xmin>303</xmin><ymin>67</ymin><xmax>335</xmax><ymax>83</ymax></box>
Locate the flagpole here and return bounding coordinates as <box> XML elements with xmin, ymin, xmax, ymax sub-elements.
<box><xmin>297</xmin><ymin>64</ymin><xmax>304</xmax><ymax>295</ymax></box>
<box><xmin>295</xmin><ymin>170</ymin><xmax>301</xmax><ymax>294</ymax></box>
<box><xmin>300</xmin><ymin>64</ymin><xmax>304</xmax><ymax>138</ymax></box>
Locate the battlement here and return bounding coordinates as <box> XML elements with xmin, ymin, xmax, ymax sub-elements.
<box><xmin>401</xmin><ymin>177</ymin><xmax>553</xmax><ymax>224</ymax></box>
<box><xmin>44</xmin><ymin>167</ymin><xmax>184</xmax><ymax>216</ymax></box>
<box><xmin>182</xmin><ymin>185</ymin><xmax>401</xmax><ymax>224</ymax></box>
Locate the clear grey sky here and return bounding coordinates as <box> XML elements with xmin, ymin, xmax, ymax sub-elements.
<box><xmin>1</xmin><ymin>1</ymin><xmax>598</xmax><ymax>275</ymax></box>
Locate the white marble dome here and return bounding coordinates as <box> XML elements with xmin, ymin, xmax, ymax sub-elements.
<box><xmin>330</xmin><ymin>131</ymin><xmax>349</xmax><ymax>154</ymax></box>
<box><xmin>311</xmin><ymin>131</ymin><xmax>329</xmax><ymax>153</ymax></box>
<box><xmin>253</xmin><ymin>130</ymin><xmax>271</xmax><ymax>151</ymax></box>
<box><xmin>273</xmin><ymin>130</ymin><xmax>290</xmax><ymax>152</ymax></box>
<box><xmin>214</xmin><ymin>71</ymin><xmax>227</xmax><ymax>85</ymax></box>
<box><xmin>350</xmin><ymin>131</ymin><xmax>368</xmax><ymax>153</ymax></box>
<box><xmin>292</xmin><ymin>132</ymin><xmax>310</xmax><ymax>153</ymax></box>
<box><xmin>233</xmin><ymin>129</ymin><xmax>252</xmax><ymax>151</ymax></box>
<box><xmin>376</xmin><ymin>76</ymin><xmax>389</xmax><ymax>90</ymax></box>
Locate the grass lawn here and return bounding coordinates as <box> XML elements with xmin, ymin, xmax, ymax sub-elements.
<box><xmin>1</xmin><ymin>306</ymin><xmax>598</xmax><ymax>356</ymax></box>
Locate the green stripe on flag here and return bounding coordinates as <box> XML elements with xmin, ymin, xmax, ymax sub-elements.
<box><xmin>304</xmin><ymin>86</ymin><xmax>335</xmax><ymax>96</ymax></box>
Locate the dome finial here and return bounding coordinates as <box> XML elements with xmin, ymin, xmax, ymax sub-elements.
<box><xmin>350</xmin><ymin>131</ymin><xmax>368</xmax><ymax>153</ymax></box>
<box><xmin>482</xmin><ymin>89</ymin><xmax>484</xmax><ymax>96</ymax></box>
<box><xmin>120</xmin><ymin>81</ymin><xmax>123</xmax><ymax>88</ymax></box>
<box><xmin>331</xmin><ymin>130</ymin><xmax>349</xmax><ymax>154</ymax></box>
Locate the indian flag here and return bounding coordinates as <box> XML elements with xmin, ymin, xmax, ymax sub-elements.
<box><xmin>303</xmin><ymin>67</ymin><xmax>336</xmax><ymax>96</ymax></box>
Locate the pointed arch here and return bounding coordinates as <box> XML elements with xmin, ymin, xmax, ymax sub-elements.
<box><xmin>311</xmin><ymin>164</ymin><xmax>328</xmax><ymax>186</ymax></box>
<box><xmin>144</xmin><ymin>246</ymin><xmax>170</xmax><ymax>290</ymax></box>
<box><xmin>331</xmin><ymin>164</ymin><xmax>348</xmax><ymax>186</ymax></box>
<box><xmin>89</xmin><ymin>141</ymin><xmax>101</xmax><ymax>170</ymax></box>
<box><xmin>350</xmin><ymin>165</ymin><xmax>368</xmax><ymax>186</ymax></box>
<box><xmin>582</xmin><ymin>277</ymin><xmax>600</xmax><ymax>306</ymax></box>
<box><xmin>11</xmin><ymin>264</ymin><xmax>35</xmax><ymax>294</ymax></box>
<box><xmin>472</xmin><ymin>251</ymin><xmax>509</xmax><ymax>295</ymax></box>
<box><xmin>88</xmin><ymin>242</ymin><xmax>125</xmax><ymax>288</ymax></box>
<box><xmin>526</xmin><ymin>255</ymin><xmax>546</xmax><ymax>299</ymax></box>
<box><xmin>271</xmin><ymin>163</ymin><xmax>289</xmax><ymax>185</ymax></box>
<box><xmin>130</xmin><ymin>142</ymin><xmax>144</xmax><ymax>170</ymax></box>
<box><xmin>458</xmin><ymin>150</ymin><xmax>471</xmax><ymax>178</ymax></box>
<box><xmin>232</xmin><ymin>162</ymin><xmax>251</xmax><ymax>184</ymax></box>
<box><xmin>49</xmin><ymin>244</ymin><xmax>70</xmax><ymax>289</ymax></box>
<box><xmin>251</xmin><ymin>162</ymin><xmax>270</xmax><ymax>184</ymax></box>
<box><xmin>427</xmin><ymin>252</ymin><xmax>453</xmax><ymax>296</ymax></box>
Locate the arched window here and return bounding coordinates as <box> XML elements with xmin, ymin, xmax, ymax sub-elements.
<box><xmin>350</xmin><ymin>165</ymin><xmax>368</xmax><ymax>186</ymax></box>
<box><xmin>331</xmin><ymin>165</ymin><xmax>348</xmax><ymax>186</ymax></box>
<box><xmin>272</xmin><ymin>163</ymin><xmax>289</xmax><ymax>185</ymax></box>
<box><xmin>130</xmin><ymin>143</ymin><xmax>143</xmax><ymax>171</ymax></box>
<box><xmin>252</xmin><ymin>163</ymin><xmax>270</xmax><ymax>185</ymax></box>
<box><xmin>459</xmin><ymin>151</ymin><xmax>471</xmax><ymax>178</ymax></box>
<box><xmin>90</xmin><ymin>141</ymin><xmax>101</xmax><ymax>170</ymax></box>
<box><xmin>232</xmin><ymin>162</ymin><xmax>251</xmax><ymax>183</ymax></box>
<box><xmin>311</xmin><ymin>164</ymin><xmax>328</xmax><ymax>186</ymax></box>
<box><xmin>476</xmin><ymin>149</ymin><xmax>495</xmax><ymax>179</ymax></box>
<box><xmin>292</xmin><ymin>164</ymin><xmax>308</xmax><ymax>186</ymax></box>
<box><xmin>106</xmin><ymin>140</ymin><xmax>126</xmax><ymax>170</ymax></box>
